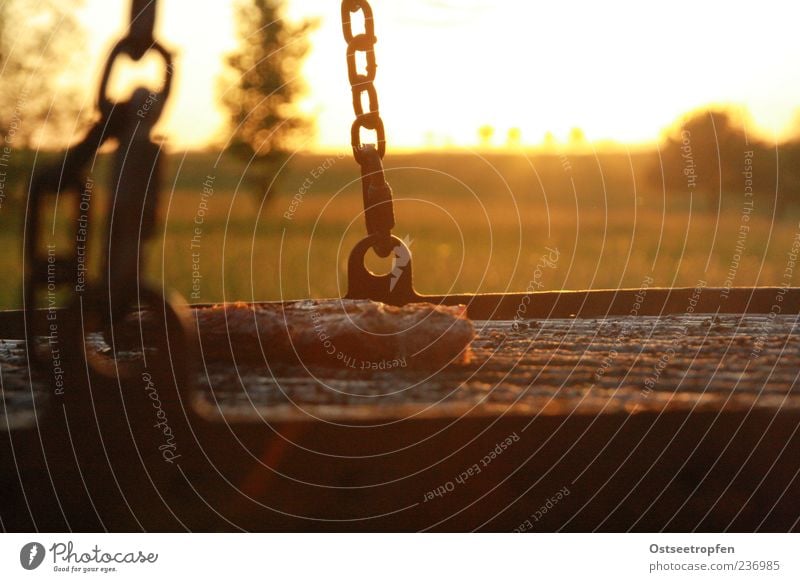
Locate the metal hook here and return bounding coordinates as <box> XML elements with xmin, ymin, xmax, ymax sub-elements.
<box><xmin>346</xmin><ymin>234</ymin><xmax>416</xmax><ymax>304</ymax></box>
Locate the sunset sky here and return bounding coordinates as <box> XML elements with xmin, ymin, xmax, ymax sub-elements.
<box><xmin>76</xmin><ymin>0</ymin><xmax>800</xmax><ymax>151</ymax></box>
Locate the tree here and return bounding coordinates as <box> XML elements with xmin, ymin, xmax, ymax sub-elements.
<box><xmin>478</xmin><ymin>125</ymin><xmax>494</xmax><ymax>148</ymax></box>
<box><xmin>0</xmin><ymin>0</ymin><xmax>86</xmax><ymax>150</ymax></box>
<box><xmin>653</xmin><ymin>109</ymin><xmax>768</xmax><ymax>204</ymax></box>
<box><xmin>568</xmin><ymin>127</ymin><xmax>586</xmax><ymax>150</ymax></box>
<box><xmin>0</xmin><ymin>0</ymin><xmax>86</xmax><ymax>206</ymax></box>
<box><xmin>220</xmin><ymin>0</ymin><xmax>315</xmax><ymax>197</ymax></box>
<box><xmin>542</xmin><ymin>131</ymin><xmax>557</xmax><ymax>151</ymax></box>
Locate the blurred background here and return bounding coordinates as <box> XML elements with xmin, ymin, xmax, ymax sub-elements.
<box><xmin>2</xmin><ymin>0</ymin><xmax>800</xmax><ymax>308</ymax></box>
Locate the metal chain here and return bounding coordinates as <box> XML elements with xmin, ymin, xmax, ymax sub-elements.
<box><xmin>128</xmin><ymin>0</ymin><xmax>158</xmax><ymax>59</ymax></box>
<box><xmin>25</xmin><ymin>0</ymin><xmax>180</xmax><ymax>379</ymax></box>
<box><xmin>341</xmin><ymin>0</ymin><xmax>395</xmax><ymax>257</ymax></box>
<box><xmin>100</xmin><ymin>0</ymin><xmax>173</xmax><ymax>323</ymax></box>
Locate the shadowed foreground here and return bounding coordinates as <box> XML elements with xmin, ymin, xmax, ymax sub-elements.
<box><xmin>1</xmin><ymin>310</ymin><xmax>798</xmax><ymax>531</ymax></box>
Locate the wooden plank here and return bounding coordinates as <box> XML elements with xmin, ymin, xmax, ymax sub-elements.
<box><xmin>3</xmin><ymin>285</ymin><xmax>799</xmax><ymax>340</ymax></box>
<box><xmin>3</xmin><ymin>313</ymin><xmax>799</xmax><ymax>424</ymax></box>
<box><xmin>2</xmin><ymin>313</ymin><xmax>798</xmax><ymax>531</ymax></box>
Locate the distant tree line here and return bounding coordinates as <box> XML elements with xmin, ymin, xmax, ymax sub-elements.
<box><xmin>652</xmin><ymin>108</ymin><xmax>800</xmax><ymax>214</ymax></box>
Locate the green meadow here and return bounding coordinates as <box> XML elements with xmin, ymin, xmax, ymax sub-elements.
<box><xmin>2</xmin><ymin>150</ymin><xmax>798</xmax><ymax>309</ymax></box>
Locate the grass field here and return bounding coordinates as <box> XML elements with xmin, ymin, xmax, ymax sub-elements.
<box><xmin>2</xmin><ymin>149</ymin><xmax>799</xmax><ymax>309</ymax></box>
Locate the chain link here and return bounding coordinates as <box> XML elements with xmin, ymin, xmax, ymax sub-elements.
<box><xmin>341</xmin><ymin>0</ymin><xmax>395</xmax><ymax>257</ymax></box>
<box><xmin>127</xmin><ymin>0</ymin><xmax>158</xmax><ymax>60</ymax></box>
<box><xmin>341</xmin><ymin>0</ymin><xmax>384</xmax><ymax>160</ymax></box>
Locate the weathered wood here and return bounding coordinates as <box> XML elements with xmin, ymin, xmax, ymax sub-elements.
<box><xmin>194</xmin><ymin>313</ymin><xmax>800</xmax><ymax>422</ymax></box>
<box><xmin>1</xmin><ymin>313</ymin><xmax>799</xmax><ymax>531</ymax></box>
<box><xmin>5</xmin><ymin>313</ymin><xmax>799</xmax><ymax>421</ymax></box>
<box><xmin>3</xmin><ymin>285</ymin><xmax>799</xmax><ymax>340</ymax></box>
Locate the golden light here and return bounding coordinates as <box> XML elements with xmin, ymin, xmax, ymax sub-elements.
<box><xmin>78</xmin><ymin>0</ymin><xmax>800</xmax><ymax>150</ymax></box>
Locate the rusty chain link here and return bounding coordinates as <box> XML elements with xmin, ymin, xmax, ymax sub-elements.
<box><xmin>341</xmin><ymin>0</ymin><xmax>395</xmax><ymax>257</ymax></box>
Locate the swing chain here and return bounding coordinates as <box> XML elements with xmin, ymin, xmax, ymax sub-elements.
<box><xmin>341</xmin><ymin>0</ymin><xmax>395</xmax><ymax>258</ymax></box>
<box><xmin>127</xmin><ymin>0</ymin><xmax>158</xmax><ymax>60</ymax></box>
<box><xmin>341</xmin><ymin>0</ymin><xmax>383</xmax><ymax>160</ymax></box>
<box><xmin>25</xmin><ymin>0</ymin><xmax>183</xmax><ymax>378</ymax></box>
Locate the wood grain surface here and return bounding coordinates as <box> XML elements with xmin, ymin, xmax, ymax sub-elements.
<box><xmin>2</xmin><ymin>312</ymin><xmax>798</xmax><ymax>532</ymax></box>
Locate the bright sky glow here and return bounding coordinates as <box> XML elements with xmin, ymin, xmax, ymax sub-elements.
<box><xmin>76</xmin><ymin>0</ymin><xmax>800</xmax><ymax>150</ymax></box>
